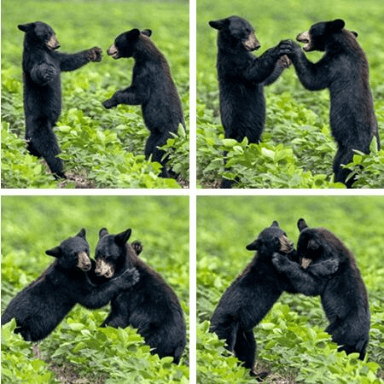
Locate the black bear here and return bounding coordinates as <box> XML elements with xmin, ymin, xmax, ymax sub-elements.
<box><xmin>210</xmin><ymin>221</ymin><xmax>296</xmax><ymax>378</ymax></box>
<box><xmin>272</xmin><ymin>218</ymin><xmax>370</xmax><ymax>359</ymax></box>
<box><xmin>209</xmin><ymin>16</ymin><xmax>292</xmax><ymax>188</ymax></box>
<box><xmin>1</xmin><ymin>229</ymin><xmax>139</xmax><ymax>342</ymax></box>
<box><xmin>18</xmin><ymin>21</ymin><xmax>102</xmax><ymax>178</ymax></box>
<box><xmin>102</xmin><ymin>29</ymin><xmax>185</xmax><ymax>178</ymax></box>
<box><xmin>94</xmin><ymin>227</ymin><xmax>186</xmax><ymax>364</ymax></box>
<box><xmin>286</xmin><ymin>19</ymin><xmax>381</xmax><ymax>187</ymax></box>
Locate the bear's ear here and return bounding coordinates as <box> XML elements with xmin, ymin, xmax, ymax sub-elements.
<box><xmin>271</xmin><ymin>221</ymin><xmax>279</xmax><ymax>228</ymax></box>
<box><xmin>115</xmin><ymin>228</ymin><xmax>132</xmax><ymax>245</ymax></box>
<box><xmin>209</xmin><ymin>19</ymin><xmax>229</xmax><ymax>30</ymax></box>
<box><xmin>18</xmin><ymin>23</ymin><xmax>35</xmax><ymax>33</ymax></box>
<box><xmin>99</xmin><ymin>228</ymin><xmax>109</xmax><ymax>239</ymax></box>
<box><xmin>76</xmin><ymin>228</ymin><xmax>86</xmax><ymax>239</ymax></box>
<box><xmin>246</xmin><ymin>239</ymin><xmax>260</xmax><ymax>251</ymax></box>
<box><xmin>127</xmin><ymin>28</ymin><xmax>141</xmax><ymax>41</ymax></box>
<box><xmin>352</xmin><ymin>31</ymin><xmax>358</xmax><ymax>38</ymax></box>
<box><xmin>141</xmin><ymin>29</ymin><xmax>152</xmax><ymax>37</ymax></box>
<box><xmin>298</xmin><ymin>218</ymin><xmax>308</xmax><ymax>232</ymax></box>
<box><xmin>46</xmin><ymin>246</ymin><xmax>61</xmax><ymax>258</ymax></box>
<box><xmin>329</xmin><ymin>19</ymin><xmax>345</xmax><ymax>32</ymax></box>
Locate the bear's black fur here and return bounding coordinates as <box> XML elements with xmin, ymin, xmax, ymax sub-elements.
<box><xmin>94</xmin><ymin>228</ymin><xmax>186</xmax><ymax>364</ymax></box>
<box><xmin>18</xmin><ymin>21</ymin><xmax>102</xmax><ymax>178</ymax></box>
<box><xmin>286</xmin><ymin>19</ymin><xmax>380</xmax><ymax>187</ymax></box>
<box><xmin>1</xmin><ymin>229</ymin><xmax>139</xmax><ymax>342</ymax></box>
<box><xmin>210</xmin><ymin>221</ymin><xmax>296</xmax><ymax>377</ymax></box>
<box><xmin>272</xmin><ymin>218</ymin><xmax>370</xmax><ymax>359</ymax></box>
<box><xmin>102</xmin><ymin>29</ymin><xmax>185</xmax><ymax>178</ymax></box>
<box><xmin>209</xmin><ymin>16</ymin><xmax>292</xmax><ymax>188</ymax></box>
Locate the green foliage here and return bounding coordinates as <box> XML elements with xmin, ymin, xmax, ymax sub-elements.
<box><xmin>2</xmin><ymin>320</ymin><xmax>59</xmax><ymax>384</ymax></box>
<box><xmin>1</xmin><ymin>0</ymin><xmax>189</xmax><ymax>189</ymax></box>
<box><xmin>1</xmin><ymin>196</ymin><xmax>189</xmax><ymax>383</ymax></box>
<box><xmin>197</xmin><ymin>196</ymin><xmax>384</xmax><ymax>383</ymax></box>
<box><xmin>197</xmin><ymin>0</ymin><xmax>384</xmax><ymax>188</ymax></box>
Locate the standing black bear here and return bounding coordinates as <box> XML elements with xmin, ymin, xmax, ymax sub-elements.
<box><xmin>18</xmin><ymin>21</ymin><xmax>102</xmax><ymax>178</ymax></box>
<box><xmin>102</xmin><ymin>29</ymin><xmax>185</xmax><ymax>178</ymax></box>
<box><xmin>286</xmin><ymin>19</ymin><xmax>380</xmax><ymax>187</ymax></box>
<box><xmin>272</xmin><ymin>219</ymin><xmax>370</xmax><ymax>359</ymax></box>
<box><xmin>94</xmin><ymin>227</ymin><xmax>186</xmax><ymax>364</ymax></box>
<box><xmin>210</xmin><ymin>221</ymin><xmax>296</xmax><ymax>377</ymax></box>
<box><xmin>1</xmin><ymin>229</ymin><xmax>139</xmax><ymax>342</ymax></box>
<box><xmin>209</xmin><ymin>16</ymin><xmax>292</xmax><ymax>188</ymax></box>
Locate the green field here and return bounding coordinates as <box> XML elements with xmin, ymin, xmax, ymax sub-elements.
<box><xmin>1</xmin><ymin>0</ymin><xmax>189</xmax><ymax>189</ymax></box>
<box><xmin>197</xmin><ymin>196</ymin><xmax>384</xmax><ymax>383</ymax></box>
<box><xmin>1</xmin><ymin>196</ymin><xmax>189</xmax><ymax>383</ymax></box>
<box><xmin>197</xmin><ymin>0</ymin><xmax>384</xmax><ymax>188</ymax></box>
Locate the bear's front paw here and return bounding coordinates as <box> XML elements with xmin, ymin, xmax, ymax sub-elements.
<box><xmin>131</xmin><ymin>241</ymin><xmax>143</xmax><ymax>256</ymax></box>
<box><xmin>121</xmin><ymin>267</ymin><xmax>140</xmax><ymax>287</ymax></box>
<box><xmin>277</xmin><ymin>55</ymin><xmax>292</xmax><ymax>68</ymax></box>
<box><xmin>88</xmin><ymin>47</ymin><xmax>103</xmax><ymax>62</ymax></box>
<box><xmin>43</xmin><ymin>65</ymin><xmax>57</xmax><ymax>82</ymax></box>
<box><xmin>272</xmin><ymin>252</ymin><xmax>289</xmax><ymax>270</ymax></box>
<box><xmin>102</xmin><ymin>99</ymin><xmax>115</xmax><ymax>109</ymax></box>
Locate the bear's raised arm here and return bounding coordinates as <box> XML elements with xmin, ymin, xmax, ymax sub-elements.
<box><xmin>78</xmin><ymin>267</ymin><xmax>139</xmax><ymax>309</ymax></box>
<box><xmin>243</xmin><ymin>41</ymin><xmax>292</xmax><ymax>83</ymax></box>
<box><xmin>272</xmin><ymin>253</ymin><xmax>329</xmax><ymax>296</ymax></box>
<box><xmin>54</xmin><ymin>47</ymin><xmax>102</xmax><ymax>72</ymax></box>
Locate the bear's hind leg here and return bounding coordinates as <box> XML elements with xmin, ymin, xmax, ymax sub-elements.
<box><xmin>144</xmin><ymin>132</ymin><xmax>170</xmax><ymax>178</ymax></box>
<box><xmin>26</xmin><ymin>118</ymin><xmax>65</xmax><ymax>179</ymax></box>
<box><xmin>233</xmin><ymin>328</ymin><xmax>256</xmax><ymax>369</ymax></box>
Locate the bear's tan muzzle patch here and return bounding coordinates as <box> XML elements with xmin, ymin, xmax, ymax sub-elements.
<box><xmin>279</xmin><ymin>236</ymin><xmax>293</xmax><ymax>254</ymax></box>
<box><xmin>243</xmin><ymin>33</ymin><xmax>260</xmax><ymax>51</ymax></box>
<box><xmin>300</xmin><ymin>257</ymin><xmax>312</xmax><ymax>269</ymax></box>
<box><xmin>107</xmin><ymin>44</ymin><xmax>119</xmax><ymax>59</ymax></box>
<box><xmin>77</xmin><ymin>252</ymin><xmax>91</xmax><ymax>271</ymax></box>
<box><xmin>297</xmin><ymin>30</ymin><xmax>311</xmax><ymax>51</ymax></box>
<box><xmin>95</xmin><ymin>259</ymin><xmax>115</xmax><ymax>278</ymax></box>
<box><xmin>47</xmin><ymin>35</ymin><xmax>60</xmax><ymax>50</ymax></box>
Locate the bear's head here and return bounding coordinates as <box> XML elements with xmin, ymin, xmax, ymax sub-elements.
<box><xmin>18</xmin><ymin>21</ymin><xmax>60</xmax><ymax>50</ymax></box>
<box><xmin>45</xmin><ymin>228</ymin><xmax>91</xmax><ymax>271</ymax></box>
<box><xmin>209</xmin><ymin>16</ymin><xmax>260</xmax><ymax>52</ymax></box>
<box><xmin>296</xmin><ymin>218</ymin><xmax>349</xmax><ymax>269</ymax></box>
<box><xmin>246</xmin><ymin>221</ymin><xmax>294</xmax><ymax>259</ymax></box>
<box><xmin>94</xmin><ymin>228</ymin><xmax>137</xmax><ymax>278</ymax></box>
<box><xmin>296</xmin><ymin>19</ymin><xmax>358</xmax><ymax>52</ymax></box>
<box><xmin>106</xmin><ymin>29</ymin><xmax>152</xmax><ymax>59</ymax></box>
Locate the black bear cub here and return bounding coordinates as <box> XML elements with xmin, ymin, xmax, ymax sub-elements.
<box><xmin>103</xmin><ymin>29</ymin><xmax>185</xmax><ymax>178</ymax></box>
<box><xmin>286</xmin><ymin>19</ymin><xmax>380</xmax><ymax>187</ymax></box>
<box><xmin>94</xmin><ymin>228</ymin><xmax>186</xmax><ymax>364</ymax></box>
<box><xmin>210</xmin><ymin>221</ymin><xmax>295</xmax><ymax>377</ymax></box>
<box><xmin>18</xmin><ymin>21</ymin><xmax>102</xmax><ymax>179</ymax></box>
<box><xmin>209</xmin><ymin>16</ymin><xmax>291</xmax><ymax>188</ymax></box>
<box><xmin>272</xmin><ymin>219</ymin><xmax>370</xmax><ymax>359</ymax></box>
<box><xmin>1</xmin><ymin>229</ymin><xmax>139</xmax><ymax>342</ymax></box>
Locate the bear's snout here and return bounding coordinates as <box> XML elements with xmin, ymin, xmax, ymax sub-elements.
<box><xmin>77</xmin><ymin>251</ymin><xmax>92</xmax><ymax>271</ymax></box>
<box><xmin>107</xmin><ymin>44</ymin><xmax>119</xmax><ymax>59</ymax></box>
<box><xmin>95</xmin><ymin>258</ymin><xmax>115</xmax><ymax>278</ymax></box>
<box><xmin>46</xmin><ymin>35</ymin><xmax>60</xmax><ymax>50</ymax></box>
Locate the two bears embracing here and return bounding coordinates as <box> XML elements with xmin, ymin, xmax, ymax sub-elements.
<box><xmin>2</xmin><ymin>227</ymin><xmax>186</xmax><ymax>364</ymax></box>
<box><xmin>210</xmin><ymin>219</ymin><xmax>370</xmax><ymax>379</ymax></box>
